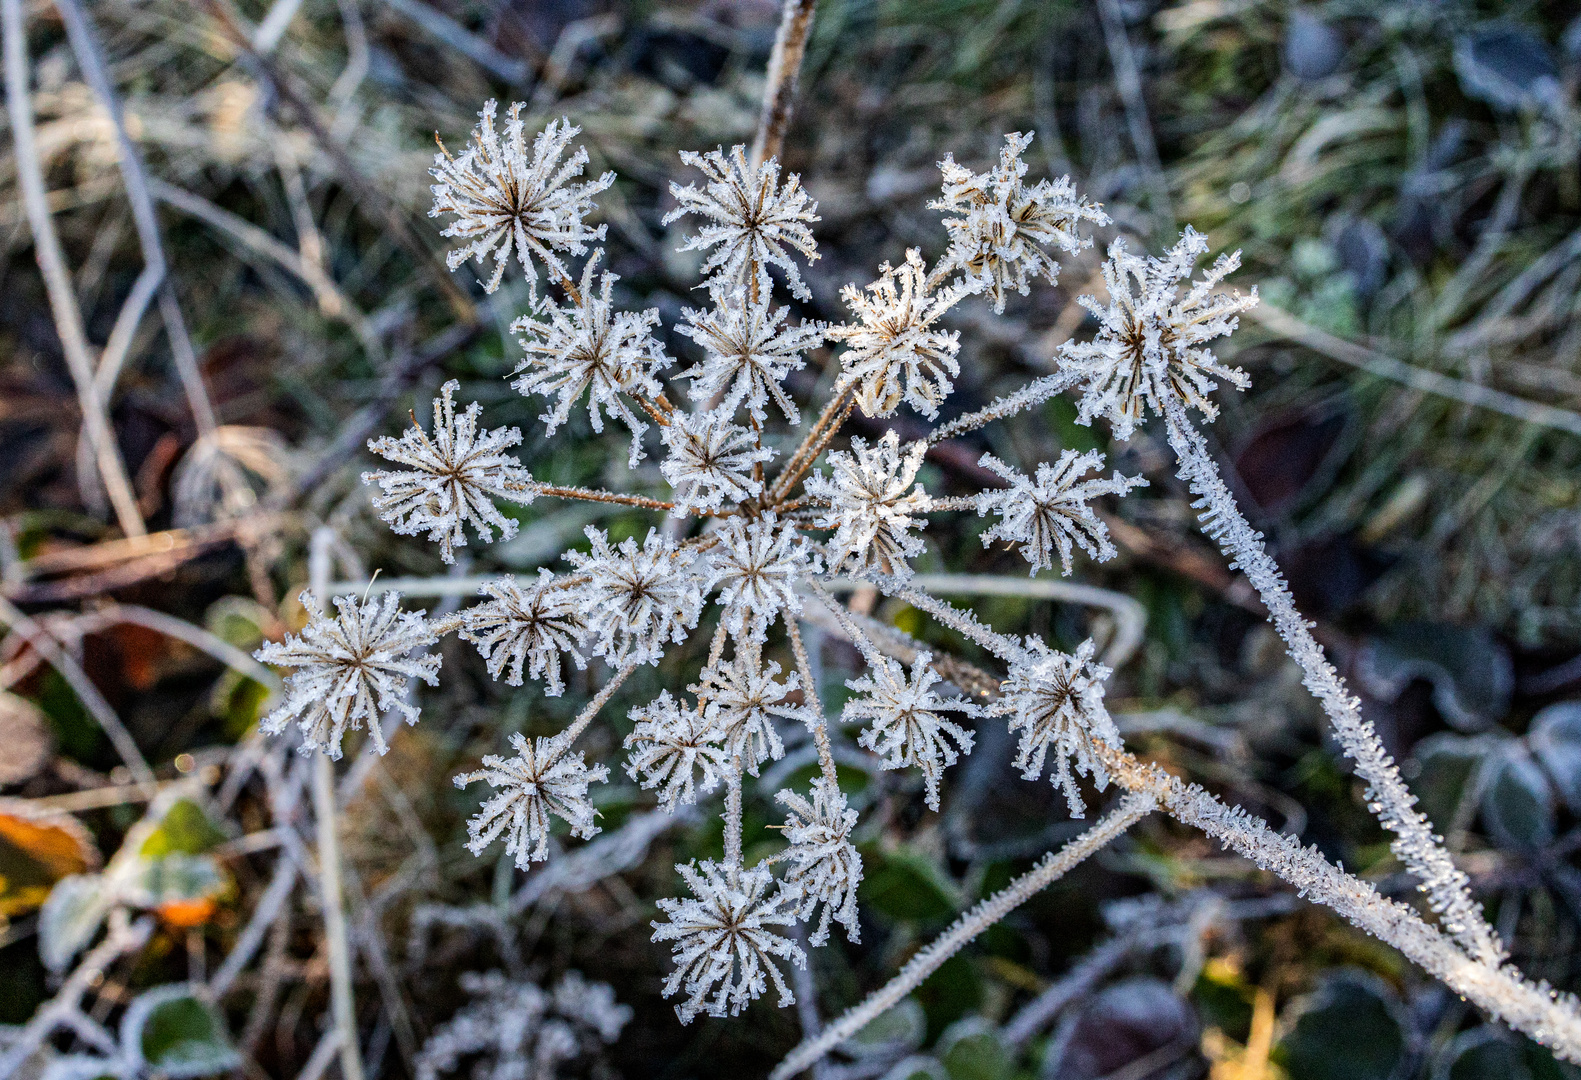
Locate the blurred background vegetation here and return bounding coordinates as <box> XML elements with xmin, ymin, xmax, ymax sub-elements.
<box><xmin>3</xmin><ymin>1</ymin><xmax>1581</xmax><ymax>1078</ymax></box>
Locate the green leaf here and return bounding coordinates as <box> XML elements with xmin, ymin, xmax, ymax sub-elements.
<box><xmin>1481</xmin><ymin>746</ymin><xmax>1556</xmax><ymax>851</ymax></box>
<box><xmin>938</xmin><ymin>1018</ymin><xmax>1011</xmax><ymax>1080</ymax></box>
<box><xmin>38</xmin><ymin>874</ymin><xmax>112</xmax><ymax>972</ymax></box>
<box><xmin>123</xmin><ymin>985</ymin><xmax>241</xmax><ymax>1078</ymax></box>
<box><xmin>860</xmin><ymin>847</ymin><xmax>958</xmax><ymax>923</ymax></box>
<box><xmin>1432</xmin><ymin>1028</ymin><xmax>1533</xmax><ymax>1080</ymax></box>
<box><xmin>140</xmin><ymin>800</ymin><xmax>227</xmax><ymax>859</ymax></box>
<box><xmin>1276</xmin><ymin>970</ymin><xmax>1404</xmax><ymax>1080</ymax></box>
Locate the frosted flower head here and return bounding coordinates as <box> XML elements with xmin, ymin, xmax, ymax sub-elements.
<box><xmin>651</xmin><ymin>859</ymin><xmax>805</xmax><ymax>1023</ymax></box>
<box><xmin>566</xmin><ymin>526</ymin><xmax>706</xmax><ymax>666</ymax></box>
<box><xmin>429</xmin><ymin>105</ymin><xmax>613</xmax><ymax>295</ymax></box>
<box><xmin>663</xmin><ymin>146</ymin><xmax>820</xmax><ymax>301</ymax></box>
<box><xmin>454</xmin><ymin>730</ymin><xmax>609</xmax><ymax>868</ymax></box>
<box><xmin>675</xmin><ymin>267</ymin><xmax>824</xmax><ymax>425</ymax></box>
<box><xmin>776</xmin><ymin>777</ymin><xmax>863</xmax><ymax>945</ymax></box>
<box><xmin>362</xmin><ymin>380</ymin><xmax>535</xmax><ymax>564</ymax></box>
<box><xmin>703</xmin><ymin>514</ymin><xmax>821</xmax><ymax>641</ymax></box>
<box><xmin>930</xmin><ymin>132</ymin><xmax>1109</xmax><ymax>313</ymax></box>
<box><xmin>415</xmin><ymin>970</ymin><xmax>630</xmax><ymax>1080</ymax></box>
<box><xmin>844</xmin><ymin>653</ymin><xmax>978</xmax><ymax>811</ymax></box>
<box><xmin>807</xmin><ymin>430</ymin><xmax>932</xmax><ymax>580</ymax></box>
<box><xmin>625</xmin><ymin>691</ymin><xmax>729</xmax><ymax>812</ymax></box>
<box><xmin>1057</xmin><ymin>228</ymin><xmax>1258</xmax><ymax>439</ymax></box>
<box><xmin>991</xmin><ymin>638</ymin><xmax>1117</xmax><ymax>817</ymax></box>
<box><xmin>831</xmin><ymin>249</ymin><xmax>965</xmax><ymax>419</ymax></box>
<box><xmin>256</xmin><ymin>591</ymin><xmax>441</xmax><ymax>759</ymax></box>
<box><xmin>694</xmin><ymin>648</ymin><xmax>805</xmax><ymax>775</ymax></box>
<box><xmin>460</xmin><ymin>570</ymin><xmax>587</xmax><ymax>695</ymax></box>
<box><xmin>976</xmin><ymin>450</ymin><xmax>1147</xmax><ymax>576</ymax></box>
<box><xmin>659</xmin><ymin>408</ymin><xmax>773</xmax><ymax>516</ymax></box>
<box><xmin>511</xmin><ymin>251</ymin><xmax>667</xmax><ymax>466</ymax></box>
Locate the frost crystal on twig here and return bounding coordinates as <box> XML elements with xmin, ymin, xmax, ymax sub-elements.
<box><xmin>652</xmin><ymin>859</ymin><xmax>806</xmax><ymax>1023</ymax></box>
<box><xmin>659</xmin><ymin>408</ymin><xmax>772</xmax><ymax>515</ymax></box>
<box><xmin>454</xmin><ymin>730</ymin><xmax>609</xmax><ymax>868</ymax></box>
<box><xmin>414</xmin><ymin>969</ymin><xmax>631</xmax><ymax>1080</ymax></box>
<box><xmin>976</xmin><ymin>450</ymin><xmax>1146</xmax><ymax>576</ymax></box>
<box><xmin>1057</xmin><ymin>227</ymin><xmax>1258</xmax><ymax>439</ymax></box>
<box><xmin>807</xmin><ymin>430</ymin><xmax>932</xmax><ymax>580</ymax></box>
<box><xmin>625</xmin><ymin>691</ymin><xmax>729</xmax><ymax>811</ymax></box>
<box><xmin>566</xmin><ymin>526</ymin><xmax>706</xmax><ymax>666</ymax></box>
<box><xmin>832</xmin><ymin>249</ymin><xmax>965</xmax><ymax>419</ymax></box>
<box><xmin>777</xmin><ymin>777</ymin><xmax>863</xmax><ymax>945</ymax></box>
<box><xmin>363</xmin><ymin>380</ymin><xmax>535</xmax><ymax>564</ymax></box>
<box><xmin>676</xmin><ymin>268</ymin><xmax>824</xmax><ymax>424</ymax></box>
<box><xmin>930</xmin><ymin>132</ymin><xmax>1109</xmax><ymax>313</ymax></box>
<box><xmin>460</xmin><ymin>571</ymin><xmax>587</xmax><ymax>695</ymax></box>
<box><xmin>511</xmin><ymin>252</ymin><xmax>667</xmax><ymax>465</ymax></box>
<box><xmin>844</xmin><ymin>653</ymin><xmax>978</xmax><ymax>811</ymax></box>
<box><xmin>255</xmin><ymin>591</ymin><xmax>441</xmax><ymax>759</ymax></box>
<box><xmin>694</xmin><ymin>648</ymin><xmax>805</xmax><ymax>775</ymax></box>
<box><xmin>663</xmin><ymin>145</ymin><xmax>820</xmax><ymax>300</ymax></box>
<box><xmin>429</xmin><ymin>104</ymin><xmax>613</xmax><ymax>295</ymax></box>
<box><xmin>703</xmin><ymin>514</ymin><xmax>820</xmax><ymax>641</ymax></box>
<box><xmin>991</xmin><ymin>638</ymin><xmax>1118</xmax><ymax>816</ymax></box>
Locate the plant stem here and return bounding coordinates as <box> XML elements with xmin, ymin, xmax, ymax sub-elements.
<box><xmin>786</xmin><ymin>616</ymin><xmax>836</xmax><ymax>786</ymax></box>
<box><xmin>771</xmin><ymin>793</ymin><xmax>1154</xmax><ymax>1079</ymax></box>
<box><xmin>751</xmin><ymin>0</ymin><xmax>818</xmax><ymax>167</ymax></box>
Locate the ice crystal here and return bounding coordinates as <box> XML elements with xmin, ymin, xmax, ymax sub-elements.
<box><xmin>652</xmin><ymin>859</ymin><xmax>805</xmax><ymax>1023</ymax></box>
<box><xmin>460</xmin><ymin>571</ymin><xmax>587</xmax><ymax>695</ymax></box>
<box><xmin>694</xmin><ymin>649</ymin><xmax>805</xmax><ymax>775</ymax></box>
<box><xmin>930</xmin><ymin>132</ymin><xmax>1109</xmax><ymax>313</ymax></box>
<box><xmin>831</xmin><ymin>249</ymin><xmax>965</xmax><ymax>419</ymax></box>
<box><xmin>625</xmin><ymin>691</ymin><xmax>729</xmax><ymax>812</ymax></box>
<box><xmin>454</xmin><ymin>730</ymin><xmax>609</xmax><ymax>868</ymax></box>
<box><xmin>255</xmin><ymin>591</ymin><xmax>441</xmax><ymax>759</ymax></box>
<box><xmin>362</xmin><ymin>380</ymin><xmax>535</xmax><ymax>564</ymax></box>
<box><xmin>675</xmin><ymin>267</ymin><xmax>824</xmax><ymax>424</ymax></box>
<box><xmin>807</xmin><ymin>430</ymin><xmax>932</xmax><ymax>580</ymax></box>
<box><xmin>414</xmin><ymin>969</ymin><xmax>630</xmax><ymax>1080</ymax></box>
<box><xmin>976</xmin><ymin>450</ymin><xmax>1147</xmax><ymax>576</ymax></box>
<box><xmin>1057</xmin><ymin>227</ymin><xmax>1258</xmax><ymax>440</ymax></box>
<box><xmin>702</xmin><ymin>514</ymin><xmax>820</xmax><ymax>641</ymax></box>
<box><xmin>565</xmin><ymin>526</ymin><xmax>706</xmax><ymax>666</ymax></box>
<box><xmin>659</xmin><ymin>408</ymin><xmax>772</xmax><ymax>515</ymax></box>
<box><xmin>663</xmin><ymin>145</ymin><xmax>820</xmax><ymax>301</ymax></box>
<box><xmin>429</xmin><ymin>104</ymin><xmax>613</xmax><ymax>295</ymax></box>
<box><xmin>511</xmin><ymin>252</ymin><xmax>667</xmax><ymax>465</ymax></box>
<box><xmin>844</xmin><ymin>653</ymin><xmax>978</xmax><ymax>811</ymax></box>
<box><xmin>776</xmin><ymin>777</ymin><xmax>863</xmax><ymax>945</ymax></box>
<box><xmin>991</xmin><ymin>638</ymin><xmax>1117</xmax><ymax>816</ymax></box>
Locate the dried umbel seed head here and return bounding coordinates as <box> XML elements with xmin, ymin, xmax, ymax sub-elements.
<box><xmin>976</xmin><ymin>449</ymin><xmax>1147</xmax><ymax>576</ymax></box>
<box><xmin>831</xmin><ymin>248</ymin><xmax>964</xmax><ymax>420</ymax></box>
<box><xmin>453</xmin><ymin>730</ymin><xmax>608</xmax><ymax>868</ymax></box>
<box><xmin>807</xmin><ymin>430</ymin><xmax>933</xmax><ymax>581</ymax></box>
<box><xmin>430</xmin><ymin>104</ymin><xmax>613</xmax><ymax>295</ymax></box>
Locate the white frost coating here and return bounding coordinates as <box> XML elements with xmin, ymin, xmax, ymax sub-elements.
<box><xmin>362</xmin><ymin>380</ymin><xmax>535</xmax><ymax>564</ymax></box>
<box><xmin>663</xmin><ymin>145</ymin><xmax>821</xmax><ymax>301</ymax></box>
<box><xmin>453</xmin><ymin>729</ymin><xmax>609</xmax><ymax>868</ymax></box>
<box><xmin>1057</xmin><ymin>227</ymin><xmax>1256</xmax><ymax>439</ymax></box>
<box><xmin>659</xmin><ymin>408</ymin><xmax>772</xmax><ymax>515</ymax></box>
<box><xmin>255</xmin><ymin>590</ymin><xmax>441</xmax><ymax>759</ymax></box>
<box><xmin>703</xmin><ymin>514</ymin><xmax>820</xmax><ymax>641</ymax></box>
<box><xmin>429</xmin><ymin>104</ymin><xmax>613</xmax><ymax>295</ymax></box>
<box><xmin>1159</xmin><ymin>390</ymin><xmax>1504</xmax><ymax>966</ymax></box>
<box><xmin>975</xmin><ymin>449</ymin><xmax>1146</xmax><ymax>576</ymax></box>
<box><xmin>930</xmin><ymin>131</ymin><xmax>1109</xmax><ymax>312</ymax></box>
<box><xmin>676</xmin><ymin>265</ymin><xmax>824</xmax><ymax>424</ymax></box>
<box><xmin>414</xmin><ymin>970</ymin><xmax>631</xmax><ymax>1080</ymax></box>
<box><xmin>832</xmin><ymin>249</ymin><xmax>966</xmax><ymax>419</ymax></box>
<box><xmin>991</xmin><ymin>638</ymin><xmax>1118</xmax><ymax>816</ymax></box>
<box><xmin>694</xmin><ymin>646</ymin><xmax>807</xmax><ymax>776</ymax></box>
<box><xmin>459</xmin><ymin>570</ymin><xmax>588</xmax><ymax>695</ymax></box>
<box><xmin>807</xmin><ymin>430</ymin><xmax>932</xmax><ymax>580</ymax></box>
<box><xmin>565</xmin><ymin>526</ymin><xmax>707</xmax><ymax>667</ymax></box>
<box><xmin>625</xmin><ymin>691</ymin><xmax>729</xmax><ymax>812</ymax></box>
<box><xmin>510</xmin><ymin>251</ymin><xmax>667</xmax><ymax>465</ymax></box>
<box><xmin>652</xmin><ymin>859</ymin><xmax>806</xmax><ymax>1023</ymax></box>
<box><xmin>777</xmin><ymin>776</ymin><xmax>863</xmax><ymax>946</ymax></box>
<box><xmin>844</xmin><ymin>653</ymin><xmax>979</xmax><ymax>812</ymax></box>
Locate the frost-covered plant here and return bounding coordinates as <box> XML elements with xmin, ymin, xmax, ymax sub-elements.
<box><xmin>253</xmin><ymin>105</ymin><xmax>1581</xmax><ymax>1066</ymax></box>
<box><xmin>414</xmin><ymin>970</ymin><xmax>631</xmax><ymax>1080</ymax></box>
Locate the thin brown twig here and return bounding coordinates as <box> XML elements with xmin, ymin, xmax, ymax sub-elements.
<box><xmin>751</xmin><ymin>0</ymin><xmax>818</xmax><ymax>167</ymax></box>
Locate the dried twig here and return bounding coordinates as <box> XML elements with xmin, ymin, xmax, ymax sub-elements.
<box><xmin>3</xmin><ymin>0</ymin><xmax>145</xmax><ymax>537</ymax></box>
<box><xmin>752</xmin><ymin>0</ymin><xmax>818</xmax><ymax>167</ymax></box>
